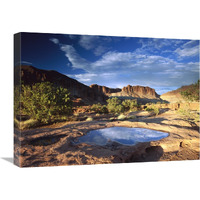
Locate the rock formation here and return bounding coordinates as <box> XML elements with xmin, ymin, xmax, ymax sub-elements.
<box><xmin>90</xmin><ymin>84</ymin><xmax>160</xmax><ymax>99</ymax></box>
<box><xmin>15</xmin><ymin>65</ymin><xmax>161</xmax><ymax>105</ymax></box>
<box><xmin>160</xmin><ymin>84</ymin><xmax>198</xmax><ymax>103</ymax></box>
<box><xmin>15</xmin><ymin>65</ymin><xmax>108</xmax><ymax>105</ymax></box>
<box><xmin>121</xmin><ymin>85</ymin><xmax>160</xmax><ymax>99</ymax></box>
<box><xmin>90</xmin><ymin>84</ymin><xmax>121</xmax><ymax>95</ymax></box>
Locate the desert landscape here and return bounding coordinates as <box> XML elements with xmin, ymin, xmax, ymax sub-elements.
<box><xmin>14</xmin><ymin>65</ymin><xmax>199</xmax><ymax>167</ymax></box>
<box><xmin>14</xmin><ymin>33</ymin><xmax>199</xmax><ymax>167</ymax></box>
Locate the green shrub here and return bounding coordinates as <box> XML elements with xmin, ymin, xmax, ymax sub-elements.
<box><xmin>177</xmin><ymin>108</ymin><xmax>199</xmax><ymax>123</ymax></box>
<box><xmin>15</xmin><ymin>82</ymin><xmax>72</xmax><ymax>124</ymax></box>
<box><xmin>14</xmin><ymin>85</ymin><xmax>21</xmax><ymax>117</ymax></box>
<box><xmin>122</xmin><ymin>99</ymin><xmax>138</xmax><ymax>111</ymax></box>
<box><xmin>107</xmin><ymin>97</ymin><xmax>125</xmax><ymax>114</ymax></box>
<box><xmin>145</xmin><ymin>103</ymin><xmax>160</xmax><ymax>115</ymax></box>
<box><xmin>91</xmin><ymin>103</ymin><xmax>108</xmax><ymax>114</ymax></box>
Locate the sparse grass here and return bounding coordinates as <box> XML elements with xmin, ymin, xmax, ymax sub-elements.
<box><xmin>177</xmin><ymin>108</ymin><xmax>199</xmax><ymax>124</ymax></box>
<box><xmin>91</xmin><ymin>103</ymin><xmax>108</xmax><ymax>114</ymax></box>
<box><xmin>127</xmin><ymin>115</ymin><xmax>136</xmax><ymax>120</ymax></box>
<box><xmin>109</xmin><ymin>117</ymin><xmax>115</xmax><ymax>121</ymax></box>
<box><xmin>117</xmin><ymin>114</ymin><xmax>126</xmax><ymax>120</ymax></box>
<box><xmin>14</xmin><ymin>118</ymin><xmax>39</xmax><ymax>130</ymax></box>
<box><xmin>14</xmin><ymin>114</ymin><xmax>79</xmax><ymax>130</ymax></box>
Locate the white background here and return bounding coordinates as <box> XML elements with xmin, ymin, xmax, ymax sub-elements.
<box><xmin>0</xmin><ymin>0</ymin><xmax>199</xmax><ymax>199</ymax></box>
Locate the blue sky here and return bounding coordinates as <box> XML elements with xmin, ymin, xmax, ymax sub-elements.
<box><xmin>20</xmin><ymin>32</ymin><xmax>199</xmax><ymax>94</ymax></box>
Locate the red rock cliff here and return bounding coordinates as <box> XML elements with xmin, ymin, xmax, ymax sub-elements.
<box><xmin>15</xmin><ymin>65</ymin><xmax>108</xmax><ymax>105</ymax></box>
<box><xmin>122</xmin><ymin>85</ymin><xmax>160</xmax><ymax>99</ymax></box>
<box><xmin>90</xmin><ymin>84</ymin><xmax>121</xmax><ymax>95</ymax></box>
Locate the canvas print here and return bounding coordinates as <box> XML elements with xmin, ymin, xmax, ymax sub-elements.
<box><xmin>14</xmin><ymin>32</ymin><xmax>199</xmax><ymax>167</ymax></box>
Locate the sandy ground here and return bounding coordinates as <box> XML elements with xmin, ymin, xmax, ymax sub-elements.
<box><xmin>14</xmin><ymin>109</ymin><xmax>199</xmax><ymax>167</ymax></box>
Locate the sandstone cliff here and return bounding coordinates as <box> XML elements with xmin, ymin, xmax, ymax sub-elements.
<box><xmin>15</xmin><ymin>65</ymin><xmax>161</xmax><ymax>105</ymax></box>
<box><xmin>15</xmin><ymin>65</ymin><xmax>108</xmax><ymax>105</ymax></box>
<box><xmin>90</xmin><ymin>84</ymin><xmax>160</xmax><ymax>99</ymax></box>
<box><xmin>90</xmin><ymin>84</ymin><xmax>121</xmax><ymax>95</ymax></box>
<box><xmin>108</xmin><ymin>85</ymin><xmax>160</xmax><ymax>99</ymax></box>
<box><xmin>121</xmin><ymin>85</ymin><xmax>160</xmax><ymax>99</ymax></box>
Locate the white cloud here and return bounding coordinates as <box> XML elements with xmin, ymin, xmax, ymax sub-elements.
<box><xmin>62</xmin><ymin>45</ymin><xmax>198</xmax><ymax>87</ymax></box>
<box><xmin>175</xmin><ymin>45</ymin><xmax>199</xmax><ymax>57</ymax></box>
<box><xmin>94</xmin><ymin>45</ymin><xmax>109</xmax><ymax>56</ymax></box>
<box><xmin>68</xmin><ymin>72</ymin><xmax>118</xmax><ymax>87</ymax></box>
<box><xmin>92</xmin><ymin>51</ymin><xmax>134</xmax><ymax>71</ymax></box>
<box><xmin>182</xmin><ymin>40</ymin><xmax>197</xmax><ymax>48</ymax></box>
<box><xmin>79</xmin><ymin>35</ymin><xmax>99</xmax><ymax>50</ymax></box>
<box><xmin>72</xmin><ymin>73</ymin><xmax>97</xmax><ymax>82</ymax></box>
<box><xmin>175</xmin><ymin>40</ymin><xmax>199</xmax><ymax>57</ymax></box>
<box><xmin>138</xmin><ymin>38</ymin><xmax>185</xmax><ymax>50</ymax></box>
<box><xmin>21</xmin><ymin>61</ymin><xmax>33</xmax><ymax>65</ymax></box>
<box><xmin>60</xmin><ymin>45</ymin><xmax>90</xmax><ymax>71</ymax></box>
<box><xmin>68</xmin><ymin>34</ymin><xmax>79</xmax><ymax>40</ymax></box>
<box><xmin>49</xmin><ymin>38</ymin><xmax>59</xmax><ymax>44</ymax></box>
<box><xmin>79</xmin><ymin>35</ymin><xmax>111</xmax><ymax>56</ymax></box>
<box><xmin>50</xmin><ymin>37</ymin><xmax>199</xmax><ymax>88</ymax></box>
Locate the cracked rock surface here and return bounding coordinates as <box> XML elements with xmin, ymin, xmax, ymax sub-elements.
<box><xmin>14</xmin><ymin>110</ymin><xmax>199</xmax><ymax>167</ymax></box>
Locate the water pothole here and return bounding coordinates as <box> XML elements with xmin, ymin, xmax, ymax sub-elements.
<box><xmin>74</xmin><ymin>126</ymin><xmax>169</xmax><ymax>146</ymax></box>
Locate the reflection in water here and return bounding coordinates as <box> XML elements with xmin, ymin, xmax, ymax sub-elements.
<box><xmin>76</xmin><ymin>127</ymin><xmax>168</xmax><ymax>146</ymax></box>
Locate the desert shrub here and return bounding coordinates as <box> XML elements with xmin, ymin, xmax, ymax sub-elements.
<box><xmin>127</xmin><ymin>115</ymin><xmax>136</xmax><ymax>120</ymax></box>
<box><xmin>107</xmin><ymin>97</ymin><xmax>125</xmax><ymax>114</ymax></box>
<box><xmin>122</xmin><ymin>99</ymin><xmax>138</xmax><ymax>111</ymax></box>
<box><xmin>180</xmin><ymin>80</ymin><xmax>199</xmax><ymax>102</ymax></box>
<box><xmin>114</xmin><ymin>104</ymin><xmax>125</xmax><ymax>114</ymax></box>
<box><xmin>145</xmin><ymin>103</ymin><xmax>160</xmax><ymax>115</ymax></box>
<box><xmin>91</xmin><ymin>103</ymin><xmax>108</xmax><ymax>114</ymax></box>
<box><xmin>15</xmin><ymin>82</ymin><xmax>72</xmax><ymax>124</ymax></box>
<box><xmin>117</xmin><ymin>114</ymin><xmax>126</xmax><ymax>120</ymax></box>
<box><xmin>14</xmin><ymin>118</ymin><xmax>39</xmax><ymax>130</ymax></box>
<box><xmin>177</xmin><ymin>108</ymin><xmax>199</xmax><ymax>123</ymax></box>
<box><xmin>86</xmin><ymin>117</ymin><xmax>93</xmax><ymax>121</ymax></box>
<box><xmin>14</xmin><ymin>85</ymin><xmax>21</xmax><ymax>117</ymax></box>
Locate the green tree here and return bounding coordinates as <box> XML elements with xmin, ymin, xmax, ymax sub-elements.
<box><xmin>91</xmin><ymin>103</ymin><xmax>108</xmax><ymax>114</ymax></box>
<box><xmin>122</xmin><ymin>99</ymin><xmax>138</xmax><ymax>111</ymax></box>
<box><xmin>107</xmin><ymin>97</ymin><xmax>124</xmax><ymax>114</ymax></box>
<box><xmin>17</xmin><ymin>82</ymin><xmax>72</xmax><ymax>123</ymax></box>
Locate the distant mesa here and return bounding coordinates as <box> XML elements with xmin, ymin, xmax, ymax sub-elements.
<box><xmin>90</xmin><ymin>84</ymin><xmax>121</xmax><ymax>95</ymax></box>
<box><xmin>15</xmin><ymin>65</ymin><xmax>161</xmax><ymax>105</ymax></box>
<box><xmin>90</xmin><ymin>84</ymin><xmax>160</xmax><ymax>99</ymax></box>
